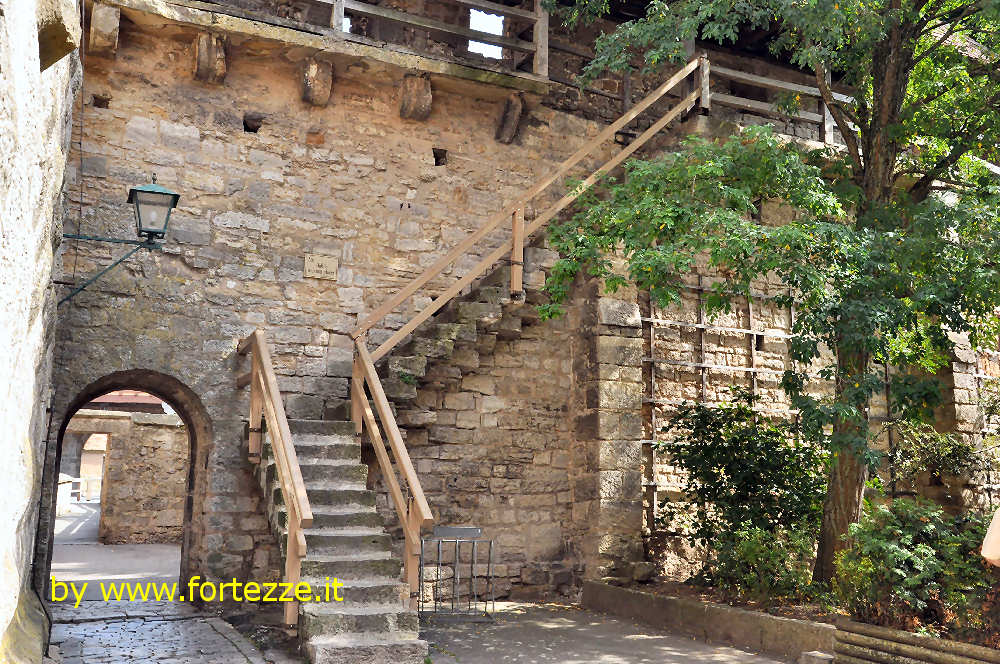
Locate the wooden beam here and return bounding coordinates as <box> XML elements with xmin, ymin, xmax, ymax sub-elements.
<box><xmin>712</xmin><ymin>65</ymin><xmax>853</xmax><ymax>104</ymax></box>
<box><xmin>532</xmin><ymin>3</ymin><xmax>548</xmax><ymax>77</ymax></box>
<box><xmin>712</xmin><ymin>92</ymin><xmax>823</xmax><ymax>124</ymax></box>
<box><xmin>343</xmin><ymin>0</ymin><xmax>537</xmax><ymax>52</ymax></box>
<box><xmin>236</xmin><ymin>371</ymin><xmax>252</xmax><ymax>389</ymax></box>
<box><xmin>699</xmin><ymin>55</ymin><xmax>710</xmax><ymax>113</ymax></box>
<box><xmin>448</xmin><ymin>0</ymin><xmax>537</xmax><ymax>21</ymax></box>
<box><xmin>354</xmin><ymin>376</ymin><xmax>419</xmax><ymax>542</ymax></box>
<box><xmin>510</xmin><ymin>207</ymin><xmax>524</xmax><ymax>295</ymax></box>
<box><xmin>352</xmin><ymin>57</ymin><xmax>700</xmax><ymax>341</ymax></box>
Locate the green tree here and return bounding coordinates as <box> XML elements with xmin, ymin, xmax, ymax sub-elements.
<box><xmin>543</xmin><ymin>0</ymin><xmax>1000</xmax><ymax>582</ymax></box>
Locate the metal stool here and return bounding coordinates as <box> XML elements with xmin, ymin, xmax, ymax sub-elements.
<box><xmin>418</xmin><ymin>526</ymin><xmax>495</xmax><ymax>621</ymax></box>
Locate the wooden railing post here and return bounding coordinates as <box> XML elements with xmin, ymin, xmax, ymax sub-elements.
<box><xmin>532</xmin><ymin>1</ymin><xmax>548</xmax><ymax>77</ymax></box>
<box><xmin>821</xmin><ymin>70</ymin><xmax>834</xmax><ymax>144</ymax></box>
<box><xmin>248</xmin><ymin>363</ymin><xmax>263</xmax><ymax>462</ymax></box>
<box><xmin>351</xmin><ymin>350</ymin><xmax>364</xmax><ymax>438</ymax></box>
<box><xmin>284</xmin><ymin>520</ymin><xmax>300</xmax><ymax>626</ymax></box>
<box><xmin>510</xmin><ymin>207</ymin><xmax>524</xmax><ymax>297</ymax></box>
<box><xmin>700</xmin><ymin>55</ymin><xmax>711</xmax><ymax>113</ymax></box>
<box><xmin>331</xmin><ymin>0</ymin><xmax>345</xmax><ymax>31</ymax></box>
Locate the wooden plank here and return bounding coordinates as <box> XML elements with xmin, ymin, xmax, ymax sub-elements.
<box><xmin>351</xmin><ymin>57</ymin><xmax>700</xmax><ymax>341</ymax></box>
<box><xmin>510</xmin><ymin>208</ymin><xmax>524</xmax><ymax>294</ymax></box>
<box><xmin>343</xmin><ymin>0</ymin><xmax>537</xmax><ymax>52</ymax></box>
<box><xmin>712</xmin><ymin>92</ymin><xmax>823</xmax><ymax>123</ymax></box>
<box><xmin>524</xmin><ymin>89</ymin><xmax>700</xmax><ymax>237</ymax></box>
<box><xmin>448</xmin><ymin>0</ymin><xmax>537</xmax><ymax>21</ymax></box>
<box><xmin>532</xmin><ymin>4</ymin><xmax>548</xmax><ymax>77</ymax></box>
<box><xmin>355</xmin><ymin>377</ymin><xmax>419</xmax><ymax>542</ymax></box>
<box><xmin>712</xmin><ymin>65</ymin><xmax>853</xmax><ymax>103</ymax></box>
<box><xmin>355</xmin><ymin>340</ymin><xmax>434</xmax><ymax>526</ymax></box>
<box><xmin>644</xmin><ymin>316</ymin><xmax>792</xmax><ymax>339</ymax></box>
<box><xmin>699</xmin><ymin>55</ymin><xmax>710</xmax><ymax>112</ymax></box>
<box><xmin>283</xmin><ymin>528</ymin><xmax>300</xmax><ymax>626</ymax></box>
<box><xmin>253</xmin><ymin>330</ymin><xmax>314</xmax><ymax>528</ymax></box>
<box><xmin>331</xmin><ymin>0</ymin><xmax>344</xmax><ymax>30</ymax></box>
<box><xmin>351</xmin><ymin>357</ymin><xmax>364</xmax><ymax>436</ymax></box>
<box><xmin>249</xmin><ymin>366</ymin><xmax>263</xmax><ymax>461</ymax></box>
<box><xmin>371</xmin><ymin>86</ymin><xmax>700</xmax><ymax>361</ymax></box>
<box><xmin>549</xmin><ymin>37</ymin><xmax>593</xmax><ymax>59</ymax></box>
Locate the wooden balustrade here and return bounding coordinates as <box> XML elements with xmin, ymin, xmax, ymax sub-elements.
<box><xmin>327</xmin><ymin>0</ymin><xmax>549</xmax><ymax>76</ymax></box>
<box><xmin>237</xmin><ymin>330</ymin><xmax>314</xmax><ymax>626</ymax></box>
<box><xmin>351</xmin><ymin>336</ymin><xmax>434</xmax><ymax>607</ymax></box>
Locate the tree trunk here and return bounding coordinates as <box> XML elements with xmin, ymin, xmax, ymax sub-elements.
<box><xmin>813</xmin><ymin>346</ymin><xmax>871</xmax><ymax>584</ymax></box>
<box><xmin>813</xmin><ymin>443</ymin><xmax>869</xmax><ymax>583</ymax></box>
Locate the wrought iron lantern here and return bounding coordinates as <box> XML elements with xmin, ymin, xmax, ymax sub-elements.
<box><xmin>128</xmin><ymin>177</ymin><xmax>180</xmax><ymax>241</ymax></box>
<box><xmin>59</xmin><ymin>175</ymin><xmax>182</xmax><ymax>306</ymax></box>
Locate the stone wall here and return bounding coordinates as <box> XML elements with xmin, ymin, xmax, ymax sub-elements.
<box><xmin>1</xmin><ymin>0</ymin><xmax>80</xmax><ymax>659</ymax></box>
<box><xmin>63</xmin><ymin>410</ymin><xmax>189</xmax><ymax>543</ymax></box>
<box><xmin>42</xmin><ymin>1</ymin><xmax>617</xmax><ymax>597</ymax></box>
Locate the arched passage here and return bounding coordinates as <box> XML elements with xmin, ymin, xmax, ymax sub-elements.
<box><xmin>35</xmin><ymin>370</ymin><xmax>213</xmax><ymax>594</ymax></box>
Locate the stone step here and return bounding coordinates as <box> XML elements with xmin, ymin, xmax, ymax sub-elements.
<box><xmin>292</xmin><ymin>437</ymin><xmax>360</xmax><ymax>462</ymax></box>
<box><xmin>274</xmin><ymin>485</ymin><xmax>375</xmax><ymax>508</ymax></box>
<box><xmin>301</xmin><ymin>554</ymin><xmax>402</xmax><ymax>580</ymax></box>
<box><xmin>488</xmin><ymin>313</ymin><xmax>522</xmax><ymax>339</ymax></box>
<box><xmin>473</xmin><ymin>285</ymin><xmax>511</xmax><ymax>305</ymax></box>
<box><xmin>297</xmin><ymin>459</ymin><xmax>368</xmax><ymax>484</ymax></box>
<box><xmin>288</xmin><ymin>419</ymin><xmax>354</xmax><ymax>437</ymax></box>
<box><xmin>299</xmin><ymin>577</ymin><xmax>408</xmax><ymax>605</ymax></box>
<box><xmin>404</xmin><ymin>336</ymin><xmax>454</xmax><ymax>359</ymax></box>
<box><xmin>415</xmin><ymin>321</ymin><xmax>476</xmax><ymax>343</ymax></box>
<box><xmin>304</xmin><ymin>530</ymin><xmax>393</xmax><ymax>555</ymax></box>
<box><xmin>456</xmin><ymin>301</ymin><xmax>502</xmax><ymax>325</ymax></box>
<box><xmin>275</xmin><ymin>505</ymin><xmax>383</xmax><ymax>531</ymax></box>
<box><xmin>300</xmin><ymin>603</ymin><xmax>419</xmax><ymax>638</ymax></box>
<box><xmin>381</xmin><ymin>376</ymin><xmax>417</xmax><ymax>402</ymax></box>
<box><xmin>387</xmin><ymin>355</ymin><xmax>427</xmax><ymax>380</ymax></box>
<box><xmin>303</xmin><ymin>634</ymin><xmax>427</xmax><ymax>664</ymax></box>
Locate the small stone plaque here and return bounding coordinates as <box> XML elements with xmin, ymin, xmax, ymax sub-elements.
<box><xmin>304</xmin><ymin>254</ymin><xmax>339</xmax><ymax>280</ymax></box>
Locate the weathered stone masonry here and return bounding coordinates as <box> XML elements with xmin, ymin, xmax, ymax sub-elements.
<box><xmin>39</xmin><ymin>2</ymin><xmax>630</xmax><ymax>602</ymax></box>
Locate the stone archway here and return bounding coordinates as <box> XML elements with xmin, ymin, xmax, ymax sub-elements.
<box><xmin>34</xmin><ymin>370</ymin><xmax>213</xmax><ymax>593</ymax></box>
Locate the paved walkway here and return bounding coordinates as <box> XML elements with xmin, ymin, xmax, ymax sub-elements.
<box><xmin>47</xmin><ymin>601</ymin><xmax>270</xmax><ymax>664</ymax></box>
<box><xmin>51</xmin><ymin>503</ymin><xmax>181</xmax><ymax>600</ymax></box>
<box><xmin>423</xmin><ymin>602</ymin><xmax>784</xmax><ymax>664</ymax></box>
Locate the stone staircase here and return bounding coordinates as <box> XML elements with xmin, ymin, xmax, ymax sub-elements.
<box><xmin>256</xmin><ymin>418</ymin><xmax>428</xmax><ymax>663</ymax></box>
<box><xmin>377</xmin><ymin>240</ymin><xmax>559</xmax><ymax>422</ymax></box>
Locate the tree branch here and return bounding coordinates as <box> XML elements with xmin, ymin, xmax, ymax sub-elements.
<box><xmin>816</xmin><ymin>63</ymin><xmax>863</xmax><ymax>175</ymax></box>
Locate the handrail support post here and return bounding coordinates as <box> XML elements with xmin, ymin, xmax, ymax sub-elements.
<box><xmin>510</xmin><ymin>207</ymin><xmax>524</xmax><ymax>299</ymax></box>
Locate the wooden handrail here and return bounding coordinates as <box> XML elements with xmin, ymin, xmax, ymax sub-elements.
<box><xmin>352</xmin><ymin>336</ymin><xmax>433</xmax><ymax>604</ymax></box>
<box><xmin>352</xmin><ymin>55</ymin><xmax>702</xmax><ymax>345</ymax></box>
<box><xmin>237</xmin><ymin>329</ymin><xmax>313</xmax><ymax>626</ymax></box>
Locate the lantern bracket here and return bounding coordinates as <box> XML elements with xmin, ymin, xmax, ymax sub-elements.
<box><xmin>57</xmin><ymin>237</ymin><xmax>162</xmax><ymax>306</ymax></box>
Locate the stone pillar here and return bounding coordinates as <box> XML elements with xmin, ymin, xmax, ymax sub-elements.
<box><xmin>576</xmin><ymin>286</ymin><xmax>646</xmax><ymax>583</ymax></box>
<box><xmin>59</xmin><ymin>432</ymin><xmax>88</xmax><ymax>477</ymax></box>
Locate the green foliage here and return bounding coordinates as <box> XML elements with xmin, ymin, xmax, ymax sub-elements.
<box><xmin>545</xmin><ymin>127</ymin><xmax>1000</xmax><ymax>455</ymax></box>
<box><xmin>654</xmin><ymin>391</ymin><xmax>828</xmax><ymax>546</ymax></box>
<box><xmin>888</xmin><ymin>421</ymin><xmax>992</xmax><ymax>480</ymax></box>
<box><xmin>710</xmin><ymin>523</ymin><xmax>816</xmax><ymax>602</ymax></box>
<box><xmin>397</xmin><ymin>372</ymin><xmax>418</xmax><ymax>386</ymax></box>
<box><xmin>833</xmin><ymin>498</ymin><xmax>993</xmax><ymax>632</ymax></box>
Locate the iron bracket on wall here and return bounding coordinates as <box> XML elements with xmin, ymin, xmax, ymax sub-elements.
<box><xmin>58</xmin><ymin>234</ymin><xmax>162</xmax><ymax>306</ymax></box>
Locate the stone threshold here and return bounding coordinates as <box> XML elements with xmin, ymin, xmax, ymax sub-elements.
<box><xmin>102</xmin><ymin>0</ymin><xmax>550</xmax><ymax>97</ymax></box>
<box><xmin>581</xmin><ymin>580</ymin><xmax>835</xmax><ymax>663</ymax></box>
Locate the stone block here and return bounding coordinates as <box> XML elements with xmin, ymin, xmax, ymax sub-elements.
<box><xmin>595</xmin><ymin>335</ymin><xmax>643</xmax><ymax>366</ymax></box>
<box><xmin>194</xmin><ymin>32</ymin><xmax>227</xmax><ymax>84</ymax></box>
<box><xmin>444</xmin><ymin>392</ymin><xmax>475</xmax><ymax>410</ymax></box>
<box><xmin>399</xmin><ymin>74</ymin><xmax>433</xmax><ymax>120</ymax></box>
<box><xmin>37</xmin><ymin>0</ymin><xmax>81</xmax><ymax>70</ymax></box>
<box><xmin>462</xmin><ymin>375</ymin><xmax>495</xmax><ymax>395</ymax></box>
<box><xmin>88</xmin><ymin>3</ymin><xmax>119</xmax><ymax>58</ymax></box>
<box><xmin>301</xmin><ymin>57</ymin><xmax>333</xmax><ymax>107</ymax></box>
<box><xmin>597</xmin><ymin>298</ymin><xmax>641</xmax><ymax>327</ymax></box>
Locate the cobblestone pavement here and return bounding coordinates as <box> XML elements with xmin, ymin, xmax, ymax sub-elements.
<box><xmin>46</xmin><ymin>601</ymin><xmax>273</xmax><ymax>664</ymax></box>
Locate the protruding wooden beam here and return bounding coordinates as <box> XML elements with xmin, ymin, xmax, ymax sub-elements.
<box><xmin>88</xmin><ymin>3</ymin><xmax>120</xmax><ymax>58</ymax></box>
<box><xmin>301</xmin><ymin>57</ymin><xmax>333</xmax><ymax>107</ymax></box>
<box><xmin>399</xmin><ymin>74</ymin><xmax>432</xmax><ymax>120</ymax></box>
<box><xmin>495</xmin><ymin>91</ymin><xmax>525</xmax><ymax>144</ymax></box>
<box><xmin>194</xmin><ymin>32</ymin><xmax>227</xmax><ymax>84</ymax></box>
